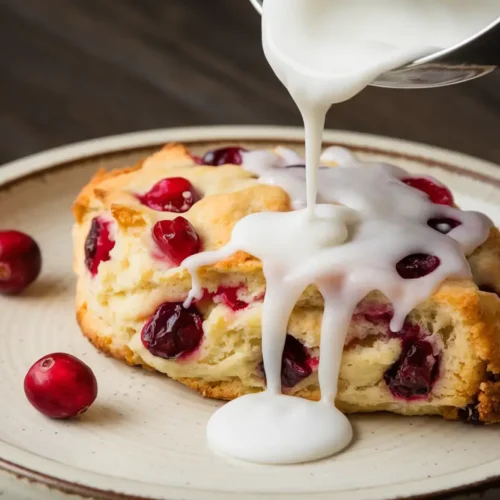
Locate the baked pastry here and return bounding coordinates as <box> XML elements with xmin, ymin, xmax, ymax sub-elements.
<box><xmin>72</xmin><ymin>143</ymin><xmax>500</xmax><ymax>423</ymax></box>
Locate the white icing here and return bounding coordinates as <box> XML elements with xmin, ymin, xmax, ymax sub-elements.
<box><xmin>182</xmin><ymin>0</ymin><xmax>495</xmax><ymax>464</ymax></box>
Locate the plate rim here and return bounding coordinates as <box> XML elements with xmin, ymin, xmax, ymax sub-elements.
<box><xmin>2</xmin><ymin>125</ymin><xmax>500</xmax><ymax>500</ymax></box>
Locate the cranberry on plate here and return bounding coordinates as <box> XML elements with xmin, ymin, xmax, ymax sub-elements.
<box><xmin>0</xmin><ymin>230</ymin><xmax>42</xmax><ymax>294</ymax></box>
<box><xmin>24</xmin><ymin>353</ymin><xmax>98</xmax><ymax>419</ymax></box>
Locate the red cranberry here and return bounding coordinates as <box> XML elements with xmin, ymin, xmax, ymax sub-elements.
<box><xmin>384</xmin><ymin>339</ymin><xmax>439</xmax><ymax>399</ymax></box>
<box><xmin>427</xmin><ymin>217</ymin><xmax>461</xmax><ymax>234</ymax></box>
<box><xmin>141</xmin><ymin>302</ymin><xmax>203</xmax><ymax>359</ymax></box>
<box><xmin>214</xmin><ymin>286</ymin><xmax>248</xmax><ymax>311</ymax></box>
<box><xmin>402</xmin><ymin>177</ymin><xmax>454</xmax><ymax>206</ymax></box>
<box><xmin>24</xmin><ymin>353</ymin><xmax>98</xmax><ymax>419</ymax></box>
<box><xmin>396</xmin><ymin>253</ymin><xmax>440</xmax><ymax>279</ymax></box>
<box><xmin>138</xmin><ymin>177</ymin><xmax>200</xmax><ymax>213</ymax></box>
<box><xmin>202</xmin><ymin>147</ymin><xmax>247</xmax><ymax>166</ymax></box>
<box><xmin>281</xmin><ymin>335</ymin><xmax>313</xmax><ymax>388</ymax></box>
<box><xmin>84</xmin><ymin>217</ymin><xmax>115</xmax><ymax>276</ymax></box>
<box><xmin>0</xmin><ymin>230</ymin><xmax>41</xmax><ymax>294</ymax></box>
<box><xmin>152</xmin><ymin>217</ymin><xmax>200</xmax><ymax>266</ymax></box>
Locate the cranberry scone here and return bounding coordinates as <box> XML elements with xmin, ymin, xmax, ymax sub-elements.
<box><xmin>72</xmin><ymin>143</ymin><xmax>500</xmax><ymax>423</ymax></box>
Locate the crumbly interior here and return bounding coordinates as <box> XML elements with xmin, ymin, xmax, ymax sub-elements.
<box><xmin>73</xmin><ymin>143</ymin><xmax>500</xmax><ymax>422</ymax></box>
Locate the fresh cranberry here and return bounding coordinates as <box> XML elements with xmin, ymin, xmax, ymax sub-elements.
<box><xmin>281</xmin><ymin>335</ymin><xmax>313</xmax><ymax>388</ymax></box>
<box><xmin>384</xmin><ymin>339</ymin><xmax>439</xmax><ymax>399</ymax></box>
<box><xmin>396</xmin><ymin>253</ymin><xmax>440</xmax><ymax>279</ymax></box>
<box><xmin>0</xmin><ymin>230</ymin><xmax>41</xmax><ymax>294</ymax></box>
<box><xmin>427</xmin><ymin>217</ymin><xmax>461</xmax><ymax>234</ymax></box>
<box><xmin>202</xmin><ymin>147</ymin><xmax>247</xmax><ymax>166</ymax></box>
<box><xmin>213</xmin><ymin>286</ymin><xmax>248</xmax><ymax>311</ymax></box>
<box><xmin>138</xmin><ymin>177</ymin><xmax>200</xmax><ymax>213</ymax></box>
<box><xmin>402</xmin><ymin>177</ymin><xmax>454</xmax><ymax>206</ymax></box>
<box><xmin>84</xmin><ymin>217</ymin><xmax>115</xmax><ymax>276</ymax></box>
<box><xmin>141</xmin><ymin>302</ymin><xmax>203</xmax><ymax>359</ymax></box>
<box><xmin>152</xmin><ymin>217</ymin><xmax>200</xmax><ymax>266</ymax></box>
<box><xmin>24</xmin><ymin>353</ymin><xmax>98</xmax><ymax>419</ymax></box>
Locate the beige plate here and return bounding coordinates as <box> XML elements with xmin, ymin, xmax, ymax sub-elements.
<box><xmin>2</xmin><ymin>126</ymin><xmax>500</xmax><ymax>500</ymax></box>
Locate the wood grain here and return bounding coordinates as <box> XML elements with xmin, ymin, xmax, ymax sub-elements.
<box><xmin>1</xmin><ymin>0</ymin><xmax>499</xmax><ymax>165</ymax></box>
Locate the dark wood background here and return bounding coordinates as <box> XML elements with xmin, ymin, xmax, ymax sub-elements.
<box><xmin>1</xmin><ymin>0</ymin><xmax>500</xmax><ymax>165</ymax></box>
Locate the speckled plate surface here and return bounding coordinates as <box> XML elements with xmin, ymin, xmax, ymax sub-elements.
<box><xmin>2</xmin><ymin>126</ymin><xmax>500</xmax><ymax>500</ymax></box>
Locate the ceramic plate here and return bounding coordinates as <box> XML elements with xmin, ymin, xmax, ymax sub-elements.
<box><xmin>2</xmin><ymin>126</ymin><xmax>500</xmax><ymax>500</ymax></box>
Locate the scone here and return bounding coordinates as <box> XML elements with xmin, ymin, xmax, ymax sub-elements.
<box><xmin>72</xmin><ymin>143</ymin><xmax>500</xmax><ymax>423</ymax></box>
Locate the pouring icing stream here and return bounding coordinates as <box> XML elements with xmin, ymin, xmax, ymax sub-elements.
<box><xmin>182</xmin><ymin>0</ymin><xmax>493</xmax><ymax>464</ymax></box>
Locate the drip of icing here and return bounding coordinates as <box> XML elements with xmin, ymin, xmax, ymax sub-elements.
<box><xmin>182</xmin><ymin>0</ymin><xmax>494</xmax><ymax>464</ymax></box>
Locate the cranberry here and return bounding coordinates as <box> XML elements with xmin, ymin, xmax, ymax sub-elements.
<box><xmin>84</xmin><ymin>217</ymin><xmax>115</xmax><ymax>276</ymax></box>
<box><xmin>396</xmin><ymin>253</ymin><xmax>440</xmax><ymax>279</ymax></box>
<box><xmin>152</xmin><ymin>217</ymin><xmax>200</xmax><ymax>266</ymax></box>
<box><xmin>427</xmin><ymin>217</ymin><xmax>461</xmax><ymax>234</ymax></box>
<box><xmin>138</xmin><ymin>177</ymin><xmax>200</xmax><ymax>213</ymax></box>
<box><xmin>202</xmin><ymin>147</ymin><xmax>247</xmax><ymax>166</ymax></box>
<box><xmin>24</xmin><ymin>353</ymin><xmax>98</xmax><ymax>419</ymax></box>
<box><xmin>402</xmin><ymin>177</ymin><xmax>454</xmax><ymax>206</ymax></box>
<box><xmin>281</xmin><ymin>335</ymin><xmax>313</xmax><ymax>388</ymax></box>
<box><xmin>0</xmin><ymin>230</ymin><xmax>41</xmax><ymax>294</ymax></box>
<box><xmin>358</xmin><ymin>305</ymin><xmax>394</xmax><ymax>325</ymax></box>
<box><xmin>384</xmin><ymin>339</ymin><xmax>439</xmax><ymax>399</ymax></box>
<box><xmin>213</xmin><ymin>286</ymin><xmax>248</xmax><ymax>311</ymax></box>
<box><xmin>141</xmin><ymin>302</ymin><xmax>203</xmax><ymax>359</ymax></box>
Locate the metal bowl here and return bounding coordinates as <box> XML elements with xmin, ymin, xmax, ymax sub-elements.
<box><xmin>249</xmin><ymin>0</ymin><xmax>500</xmax><ymax>88</ymax></box>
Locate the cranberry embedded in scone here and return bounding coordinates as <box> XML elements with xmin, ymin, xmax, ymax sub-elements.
<box><xmin>281</xmin><ymin>335</ymin><xmax>313</xmax><ymax>388</ymax></box>
<box><xmin>152</xmin><ymin>217</ymin><xmax>200</xmax><ymax>266</ymax></box>
<box><xmin>402</xmin><ymin>177</ymin><xmax>454</xmax><ymax>206</ymax></box>
<box><xmin>396</xmin><ymin>253</ymin><xmax>440</xmax><ymax>279</ymax></box>
<box><xmin>84</xmin><ymin>217</ymin><xmax>115</xmax><ymax>276</ymax></box>
<box><xmin>141</xmin><ymin>302</ymin><xmax>203</xmax><ymax>359</ymax></box>
<box><xmin>213</xmin><ymin>286</ymin><xmax>248</xmax><ymax>311</ymax></box>
<box><xmin>202</xmin><ymin>147</ymin><xmax>247</xmax><ymax>166</ymax></box>
<box><xmin>384</xmin><ymin>338</ymin><xmax>439</xmax><ymax>399</ymax></box>
<box><xmin>138</xmin><ymin>177</ymin><xmax>200</xmax><ymax>213</ymax></box>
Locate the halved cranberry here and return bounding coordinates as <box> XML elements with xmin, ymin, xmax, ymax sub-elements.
<box><xmin>281</xmin><ymin>335</ymin><xmax>313</xmax><ymax>388</ymax></box>
<box><xmin>84</xmin><ymin>218</ymin><xmax>115</xmax><ymax>276</ymax></box>
<box><xmin>402</xmin><ymin>177</ymin><xmax>454</xmax><ymax>206</ymax></box>
<box><xmin>138</xmin><ymin>177</ymin><xmax>199</xmax><ymax>213</ymax></box>
<box><xmin>141</xmin><ymin>302</ymin><xmax>203</xmax><ymax>359</ymax></box>
<box><xmin>0</xmin><ymin>230</ymin><xmax>42</xmax><ymax>294</ymax></box>
<box><xmin>384</xmin><ymin>339</ymin><xmax>439</xmax><ymax>399</ymax></box>
<box><xmin>24</xmin><ymin>353</ymin><xmax>98</xmax><ymax>419</ymax></box>
<box><xmin>427</xmin><ymin>217</ymin><xmax>461</xmax><ymax>234</ymax></box>
<box><xmin>152</xmin><ymin>217</ymin><xmax>200</xmax><ymax>266</ymax></box>
<box><xmin>202</xmin><ymin>147</ymin><xmax>247</xmax><ymax>166</ymax></box>
<box><xmin>396</xmin><ymin>253</ymin><xmax>440</xmax><ymax>279</ymax></box>
<box><xmin>213</xmin><ymin>286</ymin><xmax>248</xmax><ymax>311</ymax></box>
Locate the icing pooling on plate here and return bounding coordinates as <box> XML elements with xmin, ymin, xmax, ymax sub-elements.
<box><xmin>183</xmin><ymin>0</ymin><xmax>494</xmax><ymax>464</ymax></box>
<box><xmin>183</xmin><ymin>146</ymin><xmax>491</xmax><ymax>464</ymax></box>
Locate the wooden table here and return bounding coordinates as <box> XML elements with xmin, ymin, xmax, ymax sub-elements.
<box><xmin>1</xmin><ymin>0</ymin><xmax>499</xmax><ymax>165</ymax></box>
